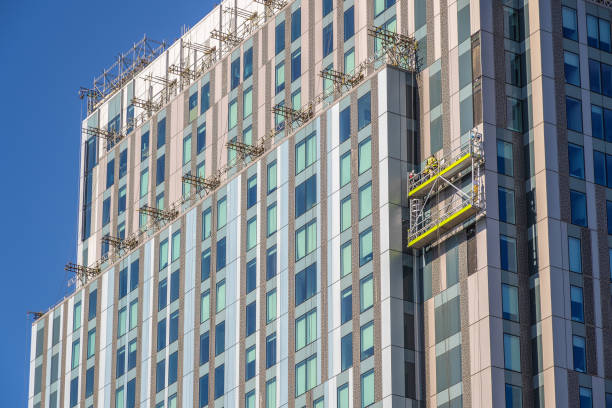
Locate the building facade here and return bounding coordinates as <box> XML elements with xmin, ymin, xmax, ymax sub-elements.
<box><xmin>27</xmin><ymin>0</ymin><xmax>612</xmax><ymax>407</ymax></box>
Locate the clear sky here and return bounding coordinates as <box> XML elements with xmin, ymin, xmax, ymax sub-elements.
<box><xmin>0</xmin><ymin>1</ymin><xmax>215</xmax><ymax>405</ymax></box>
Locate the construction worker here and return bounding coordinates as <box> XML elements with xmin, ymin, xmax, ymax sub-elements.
<box><xmin>425</xmin><ymin>155</ymin><xmax>438</xmax><ymax>177</ymax></box>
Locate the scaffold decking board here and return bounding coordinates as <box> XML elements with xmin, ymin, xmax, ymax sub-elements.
<box><xmin>408</xmin><ymin>203</ymin><xmax>478</xmax><ymax>248</ymax></box>
<box><xmin>408</xmin><ymin>152</ymin><xmax>473</xmax><ymax>198</ymax></box>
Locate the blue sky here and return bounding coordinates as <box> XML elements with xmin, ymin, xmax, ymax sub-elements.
<box><xmin>0</xmin><ymin>1</ymin><xmax>215</xmax><ymax>405</ymax></box>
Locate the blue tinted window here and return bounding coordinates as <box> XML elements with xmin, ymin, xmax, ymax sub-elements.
<box><xmin>244</xmin><ymin>48</ymin><xmax>253</xmax><ymax>80</ymax></box>
<box><xmin>566</xmin><ymin>97</ymin><xmax>582</xmax><ymax>132</ymax></box>
<box><xmin>266</xmin><ymin>333</ymin><xmax>276</xmax><ymax>368</ymax></box>
<box><xmin>107</xmin><ymin>159</ymin><xmax>115</xmax><ymax>188</ymax></box>
<box><xmin>231</xmin><ymin>57</ymin><xmax>240</xmax><ymax>90</ymax></box>
<box><xmin>141</xmin><ymin>131</ymin><xmax>149</xmax><ymax>161</ymax></box>
<box><xmin>564</xmin><ymin>51</ymin><xmax>580</xmax><ymax>86</ymax></box>
<box><xmin>295</xmin><ymin>175</ymin><xmax>317</xmax><ymax>217</ymax></box>
<box><xmin>214</xmin><ymin>364</ymin><xmax>224</xmax><ymax>399</ymax></box>
<box><xmin>592</xmin><ymin>105</ymin><xmax>603</xmax><ymax>139</ymax></box>
<box><xmin>130</xmin><ymin>260</ymin><xmax>139</xmax><ymax>291</ymax></box>
<box><xmin>568</xmin><ymin>143</ymin><xmax>585</xmax><ymax>179</ymax></box>
<box><xmin>168</xmin><ymin>351</ymin><xmax>178</xmax><ymax>385</ymax></box>
<box><xmin>201</xmin><ymin>83</ymin><xmax>210</xmax><ymax>113</ymax></box>
<box><xmin>323</xmin><ymin>0</ymin><xmax>332</xmax><ymax>16</ymax></box>
<box><xmin>276</xmin><ymin>21</ymin><xmax>285</xmax><ymax>55</ymax></box>
<box><xmin>215</xmin><ymin>321</ymin><xmax>225</xmax><ymax>356</ymax></box>
<box><xmin>246</xmin><ymin>302</ymin><xmax>256</xmax><ymax>336</ymax></box>
<box><xmin>189</xmin><ymin>92</ymin><xmax>198</xmax><ymax>112</ymax></box>
<box><xmin>169</xmin><ymin>311</ymin><xmax>179</xmax><ymax>343</ymax></box>
<box><xmin>602</xmin><ymin>63</ymin><xmax>612</xmax><ymax>97</ymax></box>
<box><xmin>246</xmin><ymin>345</ymin><xmax>256</xmax><ymax>379</ymax></box>
<box><xmin>88</xmin><ymin>289</ymin><xmax>97</xmax><ymax>320</ymax></box>
<box><xmin>323</xmin><ymin>23</ymin><xmax>333</xmax><ymax>57</ymax></box>
<box><xmin>217</xmin><ymin>238</ymin><xmax>226</xmax><ymax>271</ymax></box>
<box><xmin>70</xmin><ymin>378</ymin><xmax>78</xmax><ymax>407</ymax></box>
<box><xmin>570</xmin><ymin>285</ymin><xmax>584</xmax><ymax>322</ymax></box>
<box><xmin>608</xmin><ymin>201</ymin><xmax>612</xmax><ymax>235</ymax></box>
<box><xmin>157</xmin><ymin>318</ymin><xmax>166</xmax><ymax>351</ymax></box>
<box><xmin>158</xmin><ymin>279</ymin><xmax>167</xmax><ymax>311</ymax></box>
<box><xmin>358</xmin><ymin>92</ymin><xmax>371</xmax><ymax>129</ymax></box>
<box><xmin>605</xmin><ymin>107</ymin><xmax>612</xmax><ymax>141</ymax></box>
<box><xmin>341</xmin><ymin>333</ymin><xmax>352</xmax><ymax>371</ymax></box>
<box><xmin>573</xmin><ymin>335</ymin><xmax>586</xmax><ymax>372</ymax></box>
<box><xmin>291</xmin><ymin>8</ymin><xmax>301</xmax><ymax>41</ymax></box>
<box><xmin>86</xmin><ymin>366</ymin><xmax>94</xmax><ymax>397</ymax></box>
<box><xmin>607</xmin><ymin>154</ymin><xmax>612</xmax><ymax>188</ymax></box>
<box><xmin>102</xmin><ymin>197</ymin><xmax>111</xmax><ymax>226</ymax></box>
<box><xmin>157</xmin><ymin>118</ymin><xmax>166</xmax><ymax>148</ymax></box>
<box><xmin>341</xmin><ymin>287</ymin><xmax>352</xmax><ymax>324</ymax></box>
<box><xmin>199</xmin><ymin>374</ymin><xmax>209</xmax><ymax>407</ymax></box>
<box><xmin>156</xmin><ymin>359</ymin><xmax>165</xmax><ymax>392</ymax></box>
<box><xmin>119</xmin><ymin>149</ymin><xmax>127</xmax><ymax>179</ymax></box>
<box><xmin>247</xmin><ymin>175</ymin><xmax>257</xmax><ymax>208</ymax></box>
<box><xmin>562</xmin><ymin>7</ymin><xmax>578</xmax><ymax>41</ymax></box>
<box><xmin>119</xmin><ymin>268</ymin><xmax>128</xmax><ymax>299</ymax></box>
<box><xmin>589</xmin><ymin>60</ymin><xmax>601</xmax><ymax>93</ymax></box>
<box><xmin>117</xmin><ymin>346</ymin><xmax>126</xmax><ymax>377</ymax></box>
<box><xmin>126</xmin><ymin>379</ymin><xmax>136</xmax><ymax>408</ymax></box>
<box><xmin>128</xmin><ymin>339</ymin><xmax>137</xmax><ymax>370</ymax></box>
<box><xmin>246</xmin><ymin>259</ymin><xmax>257</xmax><ymax>294</ymax></box>
<box><xmin>85</xmin><ymin>137</ymin><xmax>97</xmax><ymax>171</ymax></box>
<box><xmin>267</xmin><ymin>245</ymin><xmax>277</xmax><ymax>280</ymax></box>
<box><xmin>156</xmin><ymin>155</ymin><xmax>165</xmax><ymax>185</ymax></box>
<box><xmin>344</xmin><ymin>7</ymin><xmax>354</xmax><ymax>41</ymax></box>
<box><xmin>579</xmin><ymin>387</ymin><xmax>592</xmax><ymax>408</ymax></box>
<box><xmin>291</xmin><ymin>48</ymin><xmax>301</xmax><ymax>82</ymax></box>
<box><xmin>570</xmin><ymin>190</ymin><xmax>587</xmax><ymax>227</ymax></box>
<box><xmin>201</xmin><ymin>248</ymin><xmax>211</xmax><ymax>281</ymax></box>
<box><xmin>340</xmin><ymin>106</ymin><xmax>351</xmax><ymax>143</ymax></box>
<box><xmin>170</xmin><ymin>270</ymin><xmax>180</xmax><ymax>302</ymax></box>
<box><xmin>197</xmin><ymin>124</ymin><xmax>206</xmax><ymax>153</ymax></box>
<box><xmin>200</xmin><ymin>331</ymin><xmax>209</xmax><ymax>365</ymax></box>
<box><xmin>295</xmin><ymin>263</ymin><xmax>317</xmax><ymax>305</ymax></box>
<box><xmin>118</xmin><ymin>186</ymin><xmax>127</xmax><ymax>214</ymax></box>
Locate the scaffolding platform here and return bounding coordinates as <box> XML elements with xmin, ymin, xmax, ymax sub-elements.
<box><xmin>408</xmin><ymin>131</ymin><xmax>484</xmax><ymax>249</ymax></box>
<box><xmin>408</xmin><ymin>139</ymin><xmax>483</xmax><ymax>198</ymax></box>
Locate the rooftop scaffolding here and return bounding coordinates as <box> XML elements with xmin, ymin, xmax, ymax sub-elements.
<box><xmin>82</xmin><ymin>126</ymin><xmax>124</xmax><ymax>145</ymax></box>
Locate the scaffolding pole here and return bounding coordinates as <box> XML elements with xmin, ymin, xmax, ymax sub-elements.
<box><xmin>65</xmin><ymin>263</ymin><xmax>101</xmax><ymax>286</ymax></box>
<box><xmin>182</xmin><ymin>174</ymin><xmax>221</xmax><ymax>192</ymax></box>
<box><xmin>319</xmin><ymin>67</ymin><xmax>365</xmax><ymax>93</ymax></box>
<box><xmin>211</xmin><ymin>29</ymin><xmax>242</xmax><ymax>49</ymax></box>
<box><xmin>138</xmin><ymin>206</ymin><xmax>179</xmax><ymax>222</ymax></box>
<box><xmin>368</xmin><ymin>26</ymin><xmax>419</xmax><ymax>71</ymax></box>
<box><xmin>101</xmin><ymin>235</ymin><xmax>139</xmax><ymax>252</ymax></box>
<box><xmin>82</xmin><ymin>126</ymin><xmax>124</xmax><ymax>144</ymax></box>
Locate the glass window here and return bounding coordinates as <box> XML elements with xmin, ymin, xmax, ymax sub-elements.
<box><xmin>158</xmin><ymin>278</ymin><xmax>167</xmax><ymax>311</ymax></box>
<box><xmin>341</xmin><ymin>333</ymin><xmax>352</xmax><ymax>371</ymax></box>
<box><xmin>295</xmin><ymin>308</ymin><xmax>317</xmax><ymax>350</ymax></box>
<box><xmin>199</xmin><ymin>331</ymin><xmax>210</xmax><ymax>366</ymax></box>
<box><xmin>502</xmin><ymin>284</ymin><xmax>519</xmax><ymax>321</ymax></box>
<box><xmin>295</xmin><ymin>220</ymin><xmax>317</xmax><ymax>260</ymax></box>
<box><xmin>359</xmin><ymin>182</ymin><xmax>372</xmax><ymax>219</ymax></box>
<box><xmin>361</xmin><ymin>369</ymin><xmax>375</xmax><ymax>407</ymax></box>
<box><xmin>214</xmin><ymin>364</ymin><xmax>224</xmax><ymax>399</ymax></box>
<box><xmin>359</xmin><ymin>228</ymin><xmax>373</xmax><ymax>266</ymax></box>
<box><xmin>244</xmin><ymin>48</ymin><xmax>253</xmax><ymax>80</ymax></box>
<box><xmin>341</xmin><ymin>196</ymin><xmax>351</xmax><ymax>232</ymax></box>
<box><xmin>247</xmin><ymin>217</ymin><xmax>257</xmax><ymax>250</ymax></box>
<box><xmin>341</xmin><ymin>241</ymin><xmax>352</xmax><ymax>277</ymax></box>
<box><xmin>216</xmin><ymin>280</ymin><xmax>226</xmax><ymax>312</ymax></box>
<box><xmin>295</xmin><ymin>263</ymin><xmax>317</xmax><ymax>305</ymax></box>
<box><xmin>275</xmin><ymin>21</ymin><xmax>285</xmax><ymax>55</ymax></box>
<box><xmin>340</xmin><ymin>106</ymin><xmax>351</xmax><ymax>143</ymax></box>
<box><xmin>291</xmin><ymin>48</ymin><xmax>301</xmax><ymax>82</ymax></box>
<box><xmin>200</xmin><ymin>290</ymin><xmax>210</xmax><ymax>323</ymax></box>
<box><xmin>338</xmin><ymin>383</ymin><xmax>349</xmax><ymax>408</ymax></box>
<box><xmin>498</xmin><ymin>187</ymin><xmax>516</xmax><ymax>224</ymax></box>
<box><xmin>71</xmin><ymin>339</ymin><xmax>80</xmax><ymax>368</ymax></box>
<box><xmin>106</xmin><ymin>159</ymin><xmax>115</xmax><ymax>188</ymax></box>
<box><xmin>217</xmin><ymin>196</ymin><xmax>227</xmax><ymax>229</ymax></box>
<box><xmin>359</xmin><ymin>138</ymin><xmax>372</xmax><ymax>174</ymax></box>
<box><xmin>590</xmin><ymin>60</ymin><xmax>601</xmax><ymax>94</ymax></box>
<box><xmin>155</xmin><ymin>154</ymin><xmax>165</xmax><ymax>186</ymax></box>
<box><xmin>275</xmin><ymin>62</ymin><xmax>285</xmax><ymax>94</ymax></box>
<box><xmin>228</xmin><ymin>99</ymin><xmax>238</xmax><ymax>130</ymax></box>
<box><xmin>245</xmin><ymin>259</ymin><xmax>257</xmax><ymax>294</ymax></box>
<box><xmin>374</xmin><ymin>0</ymin><xmax>396</xmax><ymax>16</ymax></box>
<box><xmin>580</xmin><ymin>387</ymin><xmax>592</xmax><ymax>408</ymax></box>
<box><xmin>594</xmin><ymin>150</ymin><xmax>607</xmax><ymax>185</ymax></box>
<box><xmin>69</xmin><ymin>378</ymin><xmax>78</xmax><ymax>407</ymax></box>
<box><xmin>500</xmin><ymin>235</ymin><xmax>517</xmax><ymax>272</ymax></box>
<box><xmin>569</xmin><ymin>237</ymin><xmax>582</xmax><ymax>273</ymax></box>
<box><xmin>140</xmin><ymin>131</ymin><xmax>149</xmax><ymax>161</ymax></box>
<box><xmin>562</xmin><ymin>7</ymin><xmax>578</xmax><ymax>40</ymax></box>
<box><xmin>323</xmin><ymin>0</ymin><xmax>332</xmax><ymax>16</ymax></box>
<box><xmin>247</xmin><ymin>175</ymin><xmax>257</xmax><ymax>208</ymax></box>
<box><xmin>201</xmin><ymin>82</ymin><xmax>210</xmax><ymax>114</ymax></box>
<box><xmin>507</xmin><ymin>97</ymin><xmax>524</xmax><ymax>132</ymax></box>
<box><xmin>73</xmin><ymin>301</ymin><xmax>82</xmax><ymax>331</ymax></box>
<box><xmin>118</xmin><ymin>307</ymin><xmax>127</xmax><ymax>337</ymax></box>
<box><xmin>505</xmin><ymin>383</ymin><xmax>522</xmax><ymax>408</ymax></box>
<box><xmin>295</xmin><ymin>354</ymin><xmax>317</xmax><ymax>396</ymax></box>
<box><xmin>171</xmin><ymin>231</ymin><xmax>181</xmax><ymax>263</ymax></box>
<box><xmin>231</xmin><ymin>57</ymin><xmax>240</xmax><ymax>90</ymax></box>
<box><xmin>201</xmin><ymin>249</ymin><xmax>211</xmax><ymax>282</ymax></box>
<box><xmin>570</xmin><ymin>190</ymin><xmax>587</xmax><ymax>227</ymax></box>
<box><xmin>157</xmin><ymin>318</ymin><xmax>166</xmax><ymax>351</ymax></box>
<box><xmin>267</xmin><ymin>245</ymin><xmax>277</xmax><ymax>280</ymax></box>
<box><xmin>116</xmin><ymin>346</ymin><xmax>125</xmax><ymax>378</ymax></box>
<box><xmin>243</xmin><ymin>87</ymin><xmax>253</xmax><ymax>118</ymax></box>
<box><xmin>566</xmin><ymin>97</ymin><xmax>583</xmax><ymax>132</ymax></box>
<box><xmin>246</xmin><ymin>346</ymin><xmax>256</xmax><ymax>380</ymax></box>
<box><xmin>168</xmin><ymin>351</ymin><xmax>178</xmax><ymax>385</ymax></box>
<box><xmin>169</xmin><ymin>311</ymin><xmax>178</xmax><ymax>343</ymax></box>
<box><xmin>601</xmin><ymin>19</ymin><xmax>612</xmax><ymax>52</ymax></box>
<box><xmin>360</xmin><ymin>321</ymin><xmax>374</xmax><ymax>360</ymax></box>
<box><xmin>267</xmin><ymin>161</ymin><xmax>277</xmax><ymax>193</ymax></box>
<box><xmin>570</xmin><ymin>285</ymin><xmax>584</xmax><ymax>322</ymax></box>
<box><xmin>118</xmin><ymin>185</ymin><xmax>127</xmax><ymax>214</ymax></box>
<box><xmin>340</xmin><ymin>152</ymin><xmax>351</xmax><ymax>187</ymax></box>
<box><xmin>246</xmin><ymin>301</ymin><xmax>256</xmax><ymax>336</ymax></box>
<box><xmin>568</xmin><ymin>143</ymin><xmax>585</xmax><ymax>179</ymax></box>
<box><xmin>215</xmin><ymin>321</ymin><xmax>225</xmax><ymax>356</ymax></box>
<box><xmin>87</xmin><ymin>328</ymin><xmax>96</xmax><ymax>358</ymax></box>
<box><xmin>88</xmin><ymin>289</ymin><xmax>97</xmax><ymax>320</ymax></box>
<box><xmin>267</xmin><ymin>289</ymin><xmax>277</xmax><ymax>323</ymax></box>
<box><xmin>323</xmin><ymin>23</ymin><xmax>333</xmax><ymax>57</ymax></box>
<box><xmin>266</xmin><ymin>378</ymin><xmax>277</xmax><ymax>408</ymax></box>
<box><xmin>295</xmin><ymin>175</ymin><xmax>316</xmax><ymax>217</ymax></box>
<box><xmin>267</xmin><ymin>203</ymin><xmax>277</xmax><ymax>236</ymax></box>
<box><xmin>341</xmin><ymin>286</ymin><xmax>352</xmax><ymax>324</ymax></box>
<box><xmin>344</xmin><ymin>7</ymin><xmax>354</xmax><ymax>41</ymax></box>
<box><xmin>102</xmin><ymin>197</ymin><xmax>111</xmax><ymax>226</ymax></box>
<box><xmin>129</xmin><ymin>300</ymin><xmax>138</xmax><ymax>330</ymax></box>
<box><xmin>128</xmin><ymin>339</ymin><xmax>137</xmax><ymax>370</ymax></box>
<box><xmin>564</xmin><ymin>51</ymin><xmax>580</xmax><ymax>86</ymax></box>
<box><xmin>157</xmin><ymin>118</ymin><xmax>166</xmax><ymax>148</ymax></box>
<box><xmin>503</xmin><ymin>333</ymin><xmax>521</xmax><ymax>372</ymax></box>
<box><xmin>573</xmin><ymin>335</ymin><xmax>586</xmax><ymax>372</ymax></box>
<box><xmin>119</xmin><ymin>268</ymin><xmax>128</xmax><ymax>299</ymax></box>
<box><xmin>358</xmin><ymin>92</ymin><xmax>372</xmax><ymax>130</ymax></box>
<box><xmin>189</xmin><ymin>92</ymin><xmax>198</xmax><ymax>122</ymax></box>
<box><xmin>296</xmin><ymin>132</ymin><xmax>317</xmax><ymax>174</ymax></box>
<box><xmin>603</xmin><ymin>63</ymin><xmax>612</xmax><ymax>97</ymax></box>
<box><xmin>608</xmin><ymin>201</ymin><xmax>612</xmax><ymax>235</ymax></box>
<box><xmin>360</xmin><ymin>274</ymin><xmax>374</xmax><ymax>312</ymax></box>
<box><xmin>291</xmin><ymin>11</ymin><xmax>302</xmax><ymax>42</ymax></box>
<box><xmin>266</xmin><ymin>333</ymin><xmax>277</xmax><ymax>368</ymax></box>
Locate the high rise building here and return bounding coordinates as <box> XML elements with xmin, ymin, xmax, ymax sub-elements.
<box><xmin>27</xmin><ymin>0</ymin><xmax>612</xmax><ymax>407</ymax></box>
